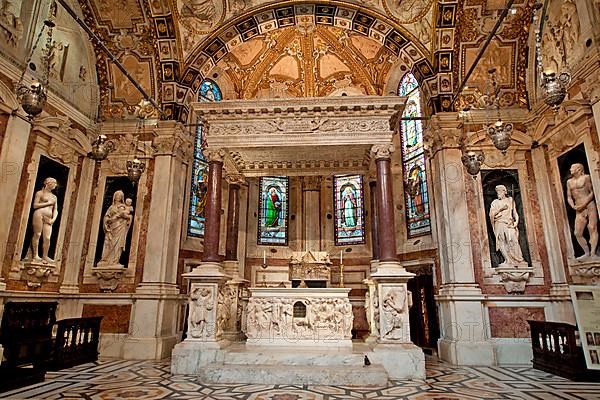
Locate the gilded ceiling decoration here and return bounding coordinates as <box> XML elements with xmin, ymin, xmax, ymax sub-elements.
<box><xmin>456</xmin><ymin>0</ymin><xmax>534</xmax><ymax>110</ymax></box>
<box><xmin>215</xmin><ymin>24</ymin><xmax>396</xmax><ymax>99</ymax></box>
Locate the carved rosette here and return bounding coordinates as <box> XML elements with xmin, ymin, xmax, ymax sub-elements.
<box><xmin>93</xmin><ymin>266</ymin><xmax>125</xmax><ymax>292</ymax></box>
<box><xmin>370</xmin><ymin>144</ymin><xmax>395</xmax><ymax>160</ymax></box>
<box><xmin>205</xmin><ymin>148</ymin><xmax>226</xmax><ymax>164</ymax></box>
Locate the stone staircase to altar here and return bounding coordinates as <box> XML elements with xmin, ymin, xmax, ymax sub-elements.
<box><xmin>197</xmin><ymin>343</ymin><xmax>389</xmax><ymax>386</ymax></box>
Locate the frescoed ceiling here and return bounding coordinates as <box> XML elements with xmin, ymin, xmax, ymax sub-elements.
<box><xmin>70</xmin><ymin>0</ymin><xmax>536</xmax><ymax>121</ymax></box>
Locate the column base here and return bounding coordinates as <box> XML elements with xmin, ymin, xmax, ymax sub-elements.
<box><xmin>171</xmin><ymin>339</ymin><xmax>230</xmax><ymax>374</ymax></box>
<box><xmin>122</xmin><ymin>335</ymin><xmax>180</xmax><ymax>360</ymax></box>
<box><xmin>184</xmin><ymin>261</ymin><xmax>229</xmax><ymax>281</ymax></box>
<box><xmin>366</xmin><ymin>343</ymin><xmax>425</xmax><ymax>379</ymax></box>
<box><xmin>59</xmin><ymin>283</ymin><xmax>80</xmax><ymax>294</ymax></box>
<box><xmin>438</xmin><ymin>338</ymin><xmax>496</xmax><ymax>366</ymax></box>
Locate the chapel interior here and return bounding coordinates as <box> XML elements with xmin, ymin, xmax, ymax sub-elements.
<box><xmin>1</xmin><ymin>0</ymin><xmax>600</xmax><ymax>391</ymax></box>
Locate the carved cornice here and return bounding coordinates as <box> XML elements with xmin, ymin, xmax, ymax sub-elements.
<box><xmin>371</xmin><ymin>144</ymin><xmax>395</xmax><ymax>161</ymax></box>
<box><xmin>423</xmin><ymin>115</ymin><xmax>463</xmax><ymax>156</ymax></box>
<box><xmin>32</xmin><ymin>115</ymin><xmax>92</xmax><ymax>156</ymax></box>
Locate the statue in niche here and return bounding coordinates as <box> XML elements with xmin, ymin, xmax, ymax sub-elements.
<box><xmin>98</xmin><ymin>191</ymin><xmax>133</xmax><ymax>267</ymax></box>
<box><xmin>381</xmin><ymin>287</ymin><xmax>406</xmax><ymax>338</ymax></box>
<box><xmin>566</xmin><ymin>163</ymin><xmax>598</xmax><ymax>260</ymax></box>
<box><xmin>29</xmin><ymin>177</ymin><xmax>59</xmax><ymax>264</ymax></box>
<box><xmin>489</xmin><ymin>185</ymin><xmax>527</xmax><ymax>268</ymax></box>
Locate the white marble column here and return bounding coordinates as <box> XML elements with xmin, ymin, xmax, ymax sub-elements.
<box><xmin>428</xmin><ymin>117</ymin><xmax>495</xmax><ymax>366</ymax></box>
<box><xmin>60</xmin><ymin>157</ymin><xmax>95</xmax><ymax>293</ymax></box>
<box><xmin>302</xmin><ymin>176</ymin><xmax>322</xmax><ymax>252</ymax></box>
<box><xmin>0</xmin><ymin>115</ymin><xmax>31</xmax><ymax>267</ymax></box>
<box><xmin>123</xmin><ymin>121</ymin><xmax>192</xmax><ymax>360</ymax></box>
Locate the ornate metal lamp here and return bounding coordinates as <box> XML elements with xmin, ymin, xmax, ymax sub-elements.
<box><xmin>126</xmin><ymin>118</ymin><xmax>146</xmax><ymax>184</ymax></box>
<box><xmin>487</xmin><ymin>119</ymin><xmax>513</xmax><ymax>154</ymax></box>
<box><xmin>484</xmin><ymin>68</ymin><xmax>513</xmax><ymax>154</ymax></box>
<box><xmin>461</xmin><ymin>151</ymin><xmax>485</xmax><ymax>178</ymax></box>
<box><xmin>533</xmin><ymin>1</ymin><xmax>571</xmax><ymax>110</ymax></box>
<box><xmin>15</xmin><ymin>19</ymin><xmax>56</xmax><ymax>118</ymax></box>
<box><xmin>88</xmin><ymin>134</ymin><xmax>115</xmax><ymax>161</ymax></box>
<box><xmin>126</xmin><ymin>157</ymin><xmax>145</xmax><ymax>183</ymax></box>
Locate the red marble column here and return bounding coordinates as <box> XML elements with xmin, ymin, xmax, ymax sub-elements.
<box><xmin>372</xmin><ymin>144</ymin><xmax>398</xmax><ymax>262</ymax></box>
<box><xmin>225</xmin><ymin>179</ymin><xmax>241</xmax><ymax>261</ymax></box>
<box><xmin>202</xmin><ymin>150</ymin><xmax>225</xmax><ymax>263</ymax></box>
<box><xmin>369</xmin><ymin>180</ymin><xmax>380</xmax><ymax>261</ymax></box>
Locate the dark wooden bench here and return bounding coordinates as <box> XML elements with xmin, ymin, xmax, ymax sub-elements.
<box><xmin>528</xmin><ymin>320</ymin><xmax>600</xmax><ymax>381</ymax></box>
<box><xmin>48</xmin><ymin>316</ymin><xmax>103</xmax><ymax>371</ymax></box>
<box><xmin>0</xmin><ymin>301</ymin><xmax>57</xmax><ymax>393</ymax></box>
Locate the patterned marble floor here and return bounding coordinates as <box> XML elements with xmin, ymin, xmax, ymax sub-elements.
<box><xmin>2</xmin><ymin>357</ymin><xmax>600</xmax><ymax>400</ymax></box>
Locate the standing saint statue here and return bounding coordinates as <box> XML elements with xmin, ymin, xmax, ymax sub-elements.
<box><xmin>98</xmin><ymin>190</ymin><xmax>134</xmax><ymax>267</ymax></box>
<box><xmin>29</xmin><ymin>177</ymin><xmax>59</xmax><ymax>264</ymax></box>
<box><xmin>489</xmin><ymin>185</ymin><xmax>527</xmax><ymax>268</ymax></box>
<box><xmin>265</xmin><ymin>187</ymin><xmax>281</xmax><ymax>227</ymax></box>
<box><xmin>566</xmin><ymin>163</ymin><xmax>598</xmax><ymax>260</ymax></box>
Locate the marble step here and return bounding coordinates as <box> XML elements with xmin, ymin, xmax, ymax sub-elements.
<box><xmin>199</xmin><ymin>363</ymin><xmax>389</xmax><ymax>386</ymax></box>
<box><xmin>222</xmin><ymin>347</ymin><xmax>366</xmax><ymax>366</ymax></box>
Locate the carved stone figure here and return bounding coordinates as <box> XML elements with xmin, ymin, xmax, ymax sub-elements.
<box><xmin>566</xmin><ymin>163</ymin><xmax>598</xmax><ymax>260</ymax></box>
<box><xmin>190</xmin><ymin>287</ymin><xmax>214</xmax><ymax>338</ymax></box>
<box><xmin>381</xmin><ymin>287</ymin><xmax>406</xmax><ymax>339</ymax></box>
<box><xmin>98</xmin><ymin>191</ymin><xmax>133</xmax><ymax>267</ymax></box>
<box><xmin>181</xmin><ymin>0</ymin><xmax>216</xmax><ymax>23</ymax></box>
<box><xmin>0</xmin><ymin>0</ymin><xmax>23</xmax><ymax>48</ymax></box>
<box><xmin>489</xmin><ymin>185</ymin><xmax>527</xmax><ymax>268</ymax></box>
<box><xmin>29</xmin><ymin>177</ymin><xmax>59</xmax><ymax>264</ymax></box>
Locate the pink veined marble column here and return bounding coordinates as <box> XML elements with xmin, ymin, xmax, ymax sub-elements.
<box><xmin>225</xmin><ymin>180</ymin><xmax>241</xmax><ymax>261</ymax></box>
<box><xmin>372</xmin><ymin>144</ymin><xmax>398</xmax><ymax>262</ymax></box>
<box><xmin>202</xmin><ymin>149</ymin><xmax>225</xmax><ymax>263</ymax></box>
<box><xmin>369</xmin><ymin>180</ymin><xmax>380</xmax><ymax>261</ymax></box>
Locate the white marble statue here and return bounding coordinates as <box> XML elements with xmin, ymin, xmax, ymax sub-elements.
<box><xmin>29</xmin><ymin>177</ymin><xmax>59</xmax><ymax>264</ymax></box>
<box><xmin>98</xmin><ymin>191</ymin><xmax>133</xmax><ymax>267</ymax></box>
<box><xmin>489</xmin><ymin>185</ymin><xmax>527</xmax><ymax>268</ymax></box>
<box><xmin>566</xmin><ymin>163</ymin><xmax>598</xmax><ymax>260</ymax></box>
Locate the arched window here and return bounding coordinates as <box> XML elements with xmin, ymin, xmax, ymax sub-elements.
<box><xmin>258</xmin><ymin>176</ymin><xmax>289</xmax><ymax>245</ymax></box>
<box><xmin>187</xmin><ymin>80</ymin><xmax>222</xmax><ymax>237</ymax></box>
<box><xmin>398</xmin><ymin>73</ymin><xmax>431</xmax><ymax>237</ymax></box>
<box><xmin>333</xmin><ymin>174</ymin><xmax>365</xmax><ymax>245</ymax></box>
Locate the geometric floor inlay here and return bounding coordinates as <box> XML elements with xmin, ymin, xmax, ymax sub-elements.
<box><xmin>2</xmin><ymin>357</ymin><xmax>600</xmax><ymax>399</ymax></box>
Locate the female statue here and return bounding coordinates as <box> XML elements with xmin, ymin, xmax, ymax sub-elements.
<box><xmin>489</xmin><ymin>185</ymin><xmax>526</xmax><ymax>268</ymax></box>
<box><xmin>30</xmin><ymin>177</ymin><xmax>59</xmax><ymax>263</ymax></box>
<box><xmin>98</xmin><ymin>190</ymin><xmax>133</xmax><ymax>266</ymax></box>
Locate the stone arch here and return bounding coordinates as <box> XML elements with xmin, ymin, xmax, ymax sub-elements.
<box><xmin>176</xmin><ymin>1</ymin><xmax>435</xmax><ymax>113</ymax></box>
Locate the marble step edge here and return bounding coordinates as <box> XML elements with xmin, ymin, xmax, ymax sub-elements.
<box><xmin>221</xmin><ymin>350</ymin><xmax>366</xmax><ymax>366</ymax></box>
<box><xmin>198</xmin><ymin>363</ymin><xmax>389</xmax><ymax>386</ymax></box>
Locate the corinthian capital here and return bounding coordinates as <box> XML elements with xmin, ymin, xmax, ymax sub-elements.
<box><xmin>205</xmin><ymin>148</ymin><xmax>226</xmax><ymax>163</ymax></box>
<box><xmin>225</xmin><ymin>173</ymin><xmax>246</xmax><ymax>186</ymax></box>
<box><xmin>370</xmin><ymin>144</ymin><xmax>395</xmax><ymax>160</ymax></box>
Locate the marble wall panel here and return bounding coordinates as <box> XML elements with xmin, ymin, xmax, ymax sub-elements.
<box><xmin>489</xmin><ymin>306</ymin><xmax>545</xmax><ymax>338</ymax></box>
<box><xmin>82</xmin><ymin>304</ymin><xmax>132</xmax><ymax>334</ymax></box>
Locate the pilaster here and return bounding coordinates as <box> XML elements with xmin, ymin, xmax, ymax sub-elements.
<box><xmin>124</xmin><ymin>121</ymin><xmax>192</xmax><ymax>360</ymax></box>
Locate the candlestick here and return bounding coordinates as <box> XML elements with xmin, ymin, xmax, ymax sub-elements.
<box><xmin>339</xmin><ymin>263</ymin><xmax>344</xmax><ymax>288</ymax></box>
<box><xmin>340</xmin><ymin>250</ymin><xmax>343</xmax><ymax>264</ymax></box>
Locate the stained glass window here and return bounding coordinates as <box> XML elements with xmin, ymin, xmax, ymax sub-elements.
<box><xmin>398</xmin><ymin>73</ymin><xmax>431</xmax><ymax>237</ymax></box>
<box><xmin>187</xmin><ymin>79</ymin><xmax>222</xmax><ymax>237</ymax></box>
<box><xmin>258</xmin><ymin>176</ymin><xmax>289</xmax><ymax>245</ymax></box>
<box><xmin>334</xmin><ymin>174</ymin><xmax>366</xmax><ymax>245</ymax></box>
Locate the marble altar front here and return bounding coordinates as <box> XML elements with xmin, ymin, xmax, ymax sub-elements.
<box><xmin>244</xmin><ymin>287</ymin><xmax>353</xmax><ymax>347</ymax></box>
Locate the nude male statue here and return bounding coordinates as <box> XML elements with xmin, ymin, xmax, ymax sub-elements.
<box><xmin>30</xmin><ymin>177</ymin><xmax>59</xmax><ymax>263</ymax></box>
<box><xmin>566</xmin><ymin>163</ymin><xmax>598</xmax><ymax>260</ymax></box>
